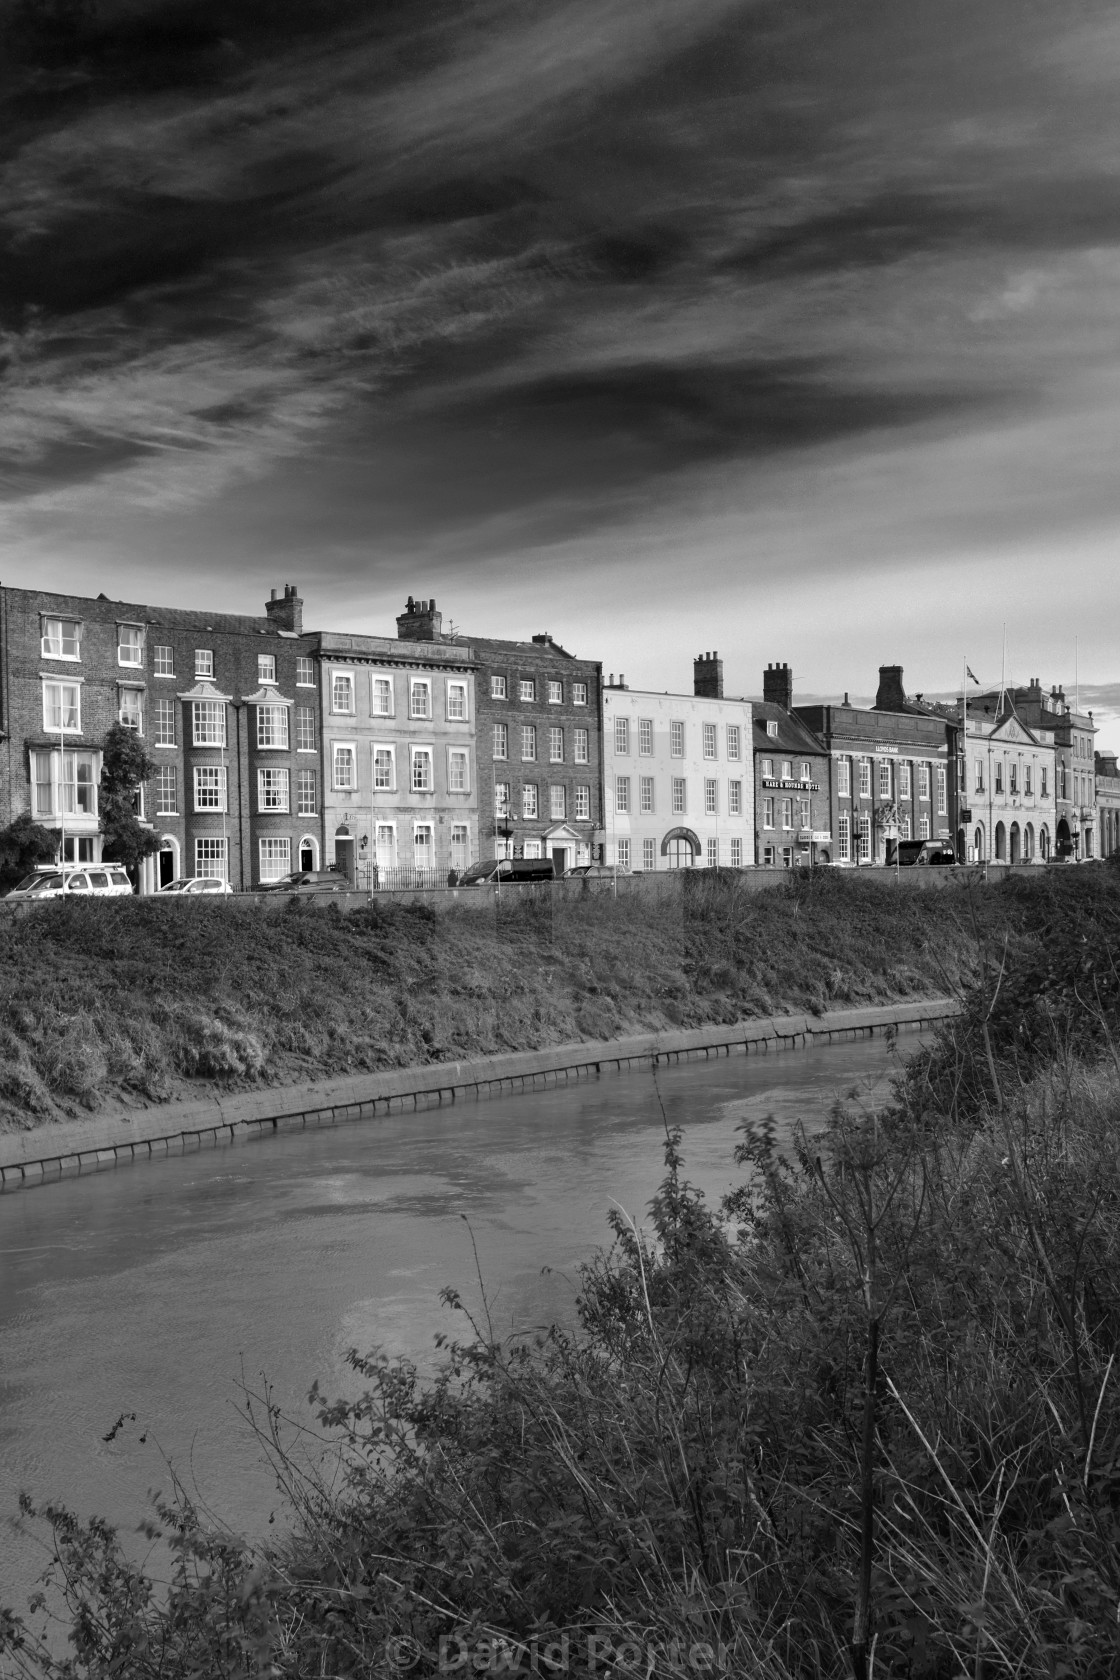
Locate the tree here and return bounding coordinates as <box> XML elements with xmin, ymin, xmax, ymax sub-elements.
<box><xmin>0</xmin><ymin>811</ymin><xmax>59</xmax><ymax>891</ymax></box>
<box><xmin>99</xmin><ymin>724</ymin><xmax>160</xmax><ymax>871</ymax></box>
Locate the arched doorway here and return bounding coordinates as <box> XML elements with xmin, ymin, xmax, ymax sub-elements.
<box><xmin>1023</xmin><ymin>823</ymin><xmax>1034</xmax><ymax>863</ymax></box>
<box><xmin>298</xmin><ymin>834</ymin><xmax>319</xmax><ymax>872</ymax></box>
<box><xmin>974</xmin><ymin>823</ymin><xmax>985</xmax><ymax>862</ymax></box>
<box><xmin>334</xmin><ymin>825</ymin><xmax>356</xmax><ymax>885</ymax></box>
<box><xmin>994</xmin><ymin>821</ymin><xmax>1006</xmax><ymax>861</ymax></box>
<box><xmin>1056</xmin><ymin>818</ymin><xmax>1072</xmax><ymax>859</ymax></box>
<box><xmin>1009</xmin><ymin>823</ymin><xmax>1020</xmax><ymax>865</ymax></box>
<box><xmin>1039</xmin><ymin>825</ymin><xmax>1050</xmax><ymax>861</ymax></box>
<box><xmin>661</xmin><ymin>827</ymin><xmax>701</xmax><ymax>869</ymax></box>
<box><xmin>158</xmin><ymin>835</ymin><xmax>180</xmax><ymax>887</ymax></box>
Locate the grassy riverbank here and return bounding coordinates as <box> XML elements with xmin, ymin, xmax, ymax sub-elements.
<box><xmin>4</xmin><ymin>865</ymin><xmax>1120</xmax><ymax>1677</ymax></box>
<box><xmin>0</xmin><ymin>869</ymin><xmax>1051</xmax><ymax>1131</ymax></box>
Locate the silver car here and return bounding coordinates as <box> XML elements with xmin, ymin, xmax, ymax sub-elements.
<box><xmin>3</xmin><ymin>866</ymin><xmax>134</xmax><ymax>901</ymax></box>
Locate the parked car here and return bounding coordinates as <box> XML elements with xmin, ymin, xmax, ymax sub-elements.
<box><xmin>563</xmin><ymin>863</ymin><xmax>633</xmax><ymax>879</ymax></box>
<box><xmin>2</xmin><ymin>865</ymin><xmax>134</xmax><ymax>901</ymax></box>
<box><xmin>159</xmin><ymin>876</ymin><xmax>234</xmax><ymax>895</ymax></box>
<box><xmin>458</xmin><ymin>858</ymin><xmax>556</xmax><ymax>885</ymax></box>
<box><xmin>887</xmin><ymin>839</ymin><xmax>957</xmax><ymax>868</ymax></box>
<box><xmin>257</xmin><ymin>869</ymin><xmax>348</xmax><ymax>894</ymax></box>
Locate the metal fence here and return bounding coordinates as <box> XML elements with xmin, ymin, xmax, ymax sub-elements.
<box><xmin>356</xmin><ymin>863</ymin><xmax>454</xmax><ymax>892</ymax></box>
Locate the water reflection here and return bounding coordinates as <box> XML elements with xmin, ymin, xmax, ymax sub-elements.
<box><xmin>0</xmin><ymin>1034</ymin><xmax>914</xmax><ymax>1614</ymax></box>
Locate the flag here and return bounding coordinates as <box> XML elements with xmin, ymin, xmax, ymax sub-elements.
<box><xmin>966</xmin><ymin>666</ymin><xmax>979</xmax><ymax>684</ymax></box>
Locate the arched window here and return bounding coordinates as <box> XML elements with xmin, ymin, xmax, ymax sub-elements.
<box><xmin>974</xmin><ymin>823</ymin><xmax>985</xmax><ymax>861</ymax></box>
<box><xmin>1023</xmin><ymin>823</ymin><xmax>1034</xmax><ymax>863</ymax></box>
<box><xmin>994</xmin><ymin>821</ymin><xmax>1006</xmax><ymax>861</ymax></box>
<box><xmin>1009</xmin><ymin>823</ymin><xmax>1020</xmax><ymax>865</ymax></box>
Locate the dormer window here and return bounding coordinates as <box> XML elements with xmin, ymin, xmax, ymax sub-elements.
<box><xmin>766</xmin><ymin>720</ymin><xmax>778</xmax><ymax>738</ymax></box>
<box><xmin>41</xmin><ymin>618</ymin><xmax>81</xmax><ymax>660</ymax></box>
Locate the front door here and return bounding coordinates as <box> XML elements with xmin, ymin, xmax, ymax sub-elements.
<box><xmin>159</xmin><ymin>848</ymin><xmax>175</xmax><ymax>887</ymax></box>
<box><xmin>335</xmin><ymin>837</ymin><xmax>355</xmax><ymax>885</ymax></box>
<box><xmin>552</xmin><ymin>847</ymin><xmax>568</xmax><ymax>876</ymax></box>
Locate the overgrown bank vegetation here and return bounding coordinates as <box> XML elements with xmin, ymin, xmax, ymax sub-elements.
<box><xmin>0</xmin><ymin>870</ymin><xmax>1042</xmax><ymax>1129</ymax></box>
<box><xmin>5</xmin><ymin>866</ymin><xmax>1120</xmax><ymax>1677</ymax></box>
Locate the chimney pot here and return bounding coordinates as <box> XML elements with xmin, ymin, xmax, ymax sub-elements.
<box><xmin>694</xmin><ymin>650</ymin><xmax>724</xmax><ymax>699</ymax></box>
<box><xmin>762</xmin><ymin>661</ymin><xmax>792</xmax><ymax>711</ymax></box>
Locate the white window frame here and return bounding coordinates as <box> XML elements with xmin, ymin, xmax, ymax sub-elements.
<box><xmin>331</xmin><ymin>670</ymin><xmax>355</xmax><ymax>715</ymax></box>
<box><xmin>859</xmin><ymin>759</ymin><xmax>872</xmax><ymax>799</ymax></box>
<box><xmin>572</xmin><ymin>682</ymin><xmax>588</xmax><ymax>706</ymax></box>
<box><xmin>192</xmin><ymin>700</ymin><xmax>226</xmax><ymax>747</ymax></box>
<box><xmin>193</xmin><ymin>764</ymin><xmax>227</xmax><ymax>812</ymax></box>
<box><xmin>296</xmin><ymin>767</ymin><xmax>317</xmax><ymax>816</ymax></box>
<box><xmin>549</xmin><ymin>727</ymin><xmax>564</xmax><ymax>763</ymax></box>
<box><xmin>332</xmin><ymin>742</ymin><xmax>357</xmax><ymax>791</ymax></box>
<box><xmin>837</xmin><ymin>759</ymin><xmax>850</xmax><ymax>797</ymax></box>
<box><xmin>639</xmin><ymin>718</ymin><xmax>654</xmax><ymax>756</ymax></box>
<box><xmin>781</xmin><ymin>797</ymin><xmax>793</xmax><ymax>830</ymax></box>
<box><xmin>193</xmin><ymin>647</ymin><xmax>213</xmax><ymax>679</ymax></box>
<box><xmin>672</xmin><ymin>777</ymin><xmax>686</xmax><ymax>815</ymax></box>
<box><xmin>574</xmin><ymin>785</ymin><xmax>590</xmax><ymax>820</ymax></box>
<box><xmin>155</xmin><ymin>765</ymin><xmax>177</xmax><ymax>816</ymax></box>
<box><xmin>549</xmin><ymin>784</ymin><xmax>566</xmax><ymax>820</ymax></box>
<box><xmin>547</xmin><ymin>680</ymin><xmax>563</xmax><ymax>705</ymax></box>
<box><xmin>838</xmin><ymin>813</ymin><xmax>851</xmax><ymax>861</ymax></box>
<box><xmin>618</xmin><ymin>838</ymin><xmax>631</xmax><ymax>869</ymax></box>
<box><xmin>258</xmin><ymin>654</ymin><xmax>277</xmax><ymax>685</ymax></box>
<box><xmin>918</xmin><ymin>763</ymin><xmax>931</xmax><ymax>800</ymax></box>
<box><xmin>640</xmin><ymin>775</ymin><xmax>654</xmax><ymax>815</ymax></box>
<box><xmin>195</xmin><ymin>837</ymin><xmax>228</xmax><ymax>881</ymax></box>
<box><xmin>495</xmin><ymin>782</ymin><xmax>512</xmax><ymax>817</ymax></box>
<box><xmin>879</xmin><ymin>761</ymin><xmax>892</xmax><ymax>800</ymax></box>
<box><xmin>726</xmin><ymin>725</ymin><xmax>741</xmax><ymax>760</ymax></box>
<box><xmin>118</xmin><ymin>624</ymin><xmax>145</xmax><ymax>668</ymax></box>
<box><xmin>703</xmin><ymin>723</ymin><xmax>717</xmax><ymax>760</ymax></box>
<box><xmin>729</xmin><ymin>779</ymin><xmax>742</xmax><ymax>815</ymax></box>
<box><xmin>257</xmin><ymin>703</ymin><xmax>290</xmax><ymax>750</ymax></box>
<box><xmin>413</xmin><ymin>823</ymin><xmax>435</xmax><ymax>864</ymax></box>
<box><xmin>153</xmin><ymin>695</ymin><xmax>176</xmax><ymax>747</ymax></box>
<box><xmin>295</xmin><ymin>704</ymin><xmax>316</xmax><ymax>752</ymax></box>
<box><xmin>296</xmin><ymin>656</ymin><xmax>315</xmax><ymax>687</ymax></box>
<box><xmin>615</xmin><ymin>776</ymin><xmax>631</xmax><ymax>814</ymax></box>
<box><xmin>615</xmin><ymin>717</ymin><xmax>631</xmax><ymax>755</ymax></box>
<box><xmin>41</xmin><ymin>618</ymin><xmax>81</xmax><ymax>660</ymax></box>
<box><xmin>493</xmin><ymin>723</ymin><xmax>508</xmax><ymax>760</ymax></box>
<box><xmin>670</xmin><ymin>721</ymin><xmax>685</xmax><ymax>758</ymax></box>
<box><xmin>446</xmin><ymin>681</ymin><xmax>468</xmax><ymax>722</ymax></box>
<box><xmin>259</xmin><ymin>837</ymin><xmax>292</xmax><ymax>883</ymax></box>
<box><xmin>409</xmin><ymin>678</ymin><xmax>432</xmax><ymax>720</ymax></box>
<box><xmin>574</xmin><ymin>728</ymin><xmax>589</xmax><ymax>765</ymax></box>
<box><xmin>522</xmin><ymin>783</ymin><xmax>538</xmax><ymax>819</ymax></box>
<box><xmin>704</xmin><ymin>778</ymin><xmax>718</xmax><ymax>815</ymax></box>
<box><xmin>450</xmin><ymin>824</ymin><xmax>470</xmax><ymax>868</ymax></box>
<box><xmin>899</xmin><ymin>763</ymin><xmax>912</xmax><ymax>799</ymax></box>
<box><xmin>42</xmin><ymin>680</ymin><xmax>81</xmax><ymax>734</ymax></box>
<box><xmin>521</xmin><ymin>724</ymin><xmax>537</xmax><ymax>761</ymax></box>
<box><xmin>643</xmin><ymin>838</ymin><xmax>657</xmax><ymax>872</ymax></box>
<box><xmin>491</xmin><ymin>675</ymin><xmax>507</xmax><ymax>700</ymax></box>
<box><xmin>117</xmin><ymin>685</ymin><xmax>143</xmax><ymax>733</ymax></box>
<box><xmin>448</xmin><ymin>748</ymin><xmax>469</xmax><ymax>794</ymax></box>
<box><xmin>410</xmin><ymin>745</ymin><xmax>434</xmax><ymax>793</ymax></box>
<box><xmin>936</xmin><ymin>766</ymin><xmax>947</xmax><ymax>817</ymax></box>
<box><xmin>763</xmin><ymin>796</ymin><xmax>774</xmax><ymax>829</ymax></box>
<box><xmin>258</xmin><ymin>767</ymin><xmax>290</xmax><ymax>812</ymax></box>
<box><xmin>372</xmin><ymin>744</ymin><xmax>396</xmax><ymax>792</ymax></box>
<box><xmin>519</xmin><ymin>679</ymin><xmax>536</xmax><ymax>702</ymax></box>
<box><xmin>706</xmin><ymin>838</ymin><xmax>718</xmax><ymax>868</ymax></box>
<box><xmin>730</xmin><ymin>838</ymin><xmax>742</xmax><ymax>867</ymax></box>
<box><xmin>153</xmin><ymin>645</ymin><xmax>175</xmax><ymax>677</ymax></box>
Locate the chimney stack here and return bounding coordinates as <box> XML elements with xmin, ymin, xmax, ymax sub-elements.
<box><xmin>694</xmin><ymin>651</ymin><xmax>724</xmax><ymax>699</ymax></box>
<box><xmin>264</xmin><ymin>583</ymin><xmax>303</xmax><ymax>635</ymax></box>
<box><xmin>875</xmin><ymin>664</ymin><xmax>907</xmax><ymax>712</ymax></box>
<box><xmin>396</xmin><ymin>595</ymin><xmax>443</xmax><ymax>642</ymax></box>
<box><xmin>762</xmin><ymin>661</ymin><xmax>792</xmax><ymax>711</ymax></box>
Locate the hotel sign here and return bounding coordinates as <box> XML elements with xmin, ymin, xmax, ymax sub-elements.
<box><xmin>762</xmin><ymin>778</ymin><xmax>819</xmax><ymax>791</ymax></box>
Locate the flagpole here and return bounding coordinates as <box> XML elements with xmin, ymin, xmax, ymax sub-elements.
<box><xmin>962</xmin><ymin>658</ymin><xmax>967</xmax><ymax>860</ymax></box>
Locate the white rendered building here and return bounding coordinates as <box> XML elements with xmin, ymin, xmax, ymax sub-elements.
<box><xmin>601</xmin><ymin>657</ymin><xmax>754</xmax><ymax>870</ymax></box>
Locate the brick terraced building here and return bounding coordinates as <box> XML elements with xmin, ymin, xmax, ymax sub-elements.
<box><xmin>0</xmin><ymin>583</ymin><xmax>318</xmax><ymax>892</ymax></box>
<box><xmin>395</xmin><ymin>598</ymin><xmax>603</xmax><ymax>874</ymax></box>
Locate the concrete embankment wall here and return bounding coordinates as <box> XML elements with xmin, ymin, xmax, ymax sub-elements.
<box><xmin>0</xmin><ymin>998</ymin><xmax>958</xmax><ymax>1193</ymax></box>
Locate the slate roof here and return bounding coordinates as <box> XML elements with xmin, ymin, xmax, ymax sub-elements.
<box><xmin>752</xmin><ymin>700</ymin><xmax>828</xmax><ymax>756</ymax></box>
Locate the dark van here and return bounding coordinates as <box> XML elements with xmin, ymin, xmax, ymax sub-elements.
<box><xmin>886</xmin><ymin>839</ymin><xmax>957</xmax><ymax>867</ymax></box>
<box><xmin>458</xmin><ymin>858</ymin><xmax>556</xmax><ymax>886</ymax></box>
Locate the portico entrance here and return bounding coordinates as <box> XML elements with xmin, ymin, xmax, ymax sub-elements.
<box><xmin>661</xmin><ymin>826</ymin><xmax>701</xmax><ymax>868</ymax></box>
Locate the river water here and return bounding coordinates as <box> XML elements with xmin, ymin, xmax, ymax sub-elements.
<box><xmin>0</xmin><ymin>1033</ymin><xmax>915</xmax><ymax>1619</ymax></box>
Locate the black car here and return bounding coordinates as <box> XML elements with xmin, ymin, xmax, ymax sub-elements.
<box><xmin>258</xmin><ymin>869</ymin><xmax>348</xmax><ymax>893</ymax></box>
<box><xmin>887</xmin><ymin>839</ymin><xmax>957</xmax><ymax>867</ymax></box>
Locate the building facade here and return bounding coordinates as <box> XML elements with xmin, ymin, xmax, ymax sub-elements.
<box><xmin>602</xmin><ymin>655</ymin><xmax>754</xmax><ymax>869</ymax></box>
<box><xmin>0</xmin><ymin>583</ymin><xmax>317</xmax><ymax>891</ymax></box>
<box><xmin>315</xmin><ymin>626</ymin><xmax>479</xmax><ymax>887</ymax></box>
<box><xmin>796</xmin><ymin>667</ymin><xmax>958</xmax><ymax>866</ymax></box>
<box><xmin>1095</xmin><ymin>752</ymin><xmax>1120</xmax><ymax>859</ymax></box>
<box><xmin>991</xmin><ymin>681</ymin><xmax>1097</xmax><ymax>859</ymax></box>
<box><xmin>395</xmin><ymin>598</ymin><xmax>603</xmax><ymax>875</ymax></box>
<box><xmin>752</xmin><ymin>664</ymin><xmax>832</xmax><ymax>866</ymax></box>
<box><xmin>955</xmin><ymin>695</ymin><xmax>1057</xmax><ymax>863</ymax></box>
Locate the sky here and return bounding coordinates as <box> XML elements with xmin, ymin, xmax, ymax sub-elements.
<box><xmin>3</xmin><ymin>0</ymin><xmax>1120</xmax><ymax>748</ymax></box>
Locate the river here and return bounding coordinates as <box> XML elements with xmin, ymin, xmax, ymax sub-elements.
<box><xmin>0</xmin><ymin>1032</ymin><xmax>915</xmax><ymax>1622</ymax></box>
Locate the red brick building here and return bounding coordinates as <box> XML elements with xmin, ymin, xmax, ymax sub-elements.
<box><xmin>0</xmin><ymin>583</ymin><xmax>319</xmax><ymax>891</ymax></box>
